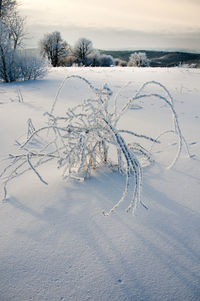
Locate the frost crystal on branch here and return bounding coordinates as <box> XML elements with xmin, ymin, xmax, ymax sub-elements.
<box><xmin>0</xmin><ymin>76</ymin><xmax>190</xmax><ymax>215</ymax></box>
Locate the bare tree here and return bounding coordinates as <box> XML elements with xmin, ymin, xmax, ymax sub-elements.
<box><xmin>0</xmin><ymin>20</ymin><xmax>19</xmax><ymax>82</ymax></box>
<box><xmin>72</xmin><ymin>38</ymin><xmax>94</xmax><ymax>66</ymax></box>
<box><xmin>6</xmin><ymin>10</ymin><xmax>25</xmax><ymax>50</ymax></box>
<box><xmin>39</xmin><ymin>31</ymin><xmax>69</xmax><ymax>67</ymax></box>
<box><xmin>0</xmin><ymin>0</ymin><xmax>2</xmax><ymax>17</ymax></box>
<box><xmin>0</xmin><ymin>0</ymin><xmax>25</xmax><ymax>50</ymax></box>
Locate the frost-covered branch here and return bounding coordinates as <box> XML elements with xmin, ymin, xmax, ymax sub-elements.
<box><xmin>0</xmin><ymin>76</ymin><xmax>190</xmax><ymax>215</ymax></box>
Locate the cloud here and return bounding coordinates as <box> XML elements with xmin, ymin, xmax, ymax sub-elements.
<box><xmin>24</xmin><ymin>24</ymin><xmax>200</xmax><ymax>52</ymax></box>
<box><xmin>20</xmin><ymin>0</ymin><xmax>200</xmax><ymax>32</ymax></box>
<box><xmin>19</xmin><ymin>0</ymin><xmax>200</xmax><ymax>52</ymax></box>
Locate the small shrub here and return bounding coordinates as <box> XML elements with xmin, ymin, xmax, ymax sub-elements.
<box><xmin>98</xmin><ymin>54</ymin><xmax>114</xmax><ymax>67</ymax></box>
<box><xmin>114</xmin><ymin>58</ymin><xmax>127</xmax><ymax>67</ymax></box>
<box><xmin>0</xmin><ymin>76</ymin><xmax>190</xmax><ymax>215</ymax></box>
<box><xmin>16</xmin><ymin>54</ymin><xmax>48</xmax><ymax>81</ymax></box>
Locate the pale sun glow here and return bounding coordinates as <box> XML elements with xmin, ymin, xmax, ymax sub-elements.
<box><xmin>19</xmin><ymin>0</ymin><xmax>200</xmax><ymax>51</ymax></box>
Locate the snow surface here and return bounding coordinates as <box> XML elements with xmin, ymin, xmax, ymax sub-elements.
<box><xmin>0</xmin><ymin>67</ymin><xmax>200</xmax><ymax>301</ymax></box>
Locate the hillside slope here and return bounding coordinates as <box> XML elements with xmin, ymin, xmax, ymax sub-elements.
<box><xmin>100</xmin><ymin>50</ymin><xmax>200</xmax><ymax>66</ymax></box>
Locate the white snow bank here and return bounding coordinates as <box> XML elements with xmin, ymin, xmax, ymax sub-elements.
<box><xmin>0</xmin><ymin>67</ymin><xmax>200</xmax><ymax>301</ymax></box>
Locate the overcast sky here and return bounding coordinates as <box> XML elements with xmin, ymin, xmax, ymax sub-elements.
<box><xmin>19</xmin><ymin>0</ymin><xmax>200</xmax><ymax>52</ymax></box>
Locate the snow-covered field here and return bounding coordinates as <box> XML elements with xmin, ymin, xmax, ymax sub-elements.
<box><xmin>0</xmin><ymin>67</ymin><xmax>200</xmax><ymax>301</ymax></box>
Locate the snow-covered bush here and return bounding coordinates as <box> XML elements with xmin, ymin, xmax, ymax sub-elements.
<box><xmin>16</xmin><ymin>54</ymin><xmax>48</xmax><ymax>81</ymax></box>
<box><xmin>0</xmin><ymin>51</ymin><xmax>48</xmax><ymax>82</ymax></box>
<box><xmin>128</xmin><ymin>52</ymin><xmax>149</xmax><ymax>67</ymax></box>
<box><xmin>98</xmin><ymin>54</ymin><xmax>115</xmax><ymax>67</ymax></box>
<box><xmin>0</xmin><ymin>76</ymin><xmax>190</xmax><ymax>215</ymax></box>
<box><xmin>114</xmin><ymin>58</ymin><xmax>127</xmax><ymax>67</ymax></box>
<box><xmin>86</xmin><ymin>52</ymin><xmax>115</xmax><ymax>67</ymax></box>
<box><xmin>68</xmin><ymin>47</ymin><xmax>115</xmax><ymax>67</ymax></box>
<box><xmin>87</xmin><ymin>50</ymin><xmax>101</xmax><ymax>67</ymax></box>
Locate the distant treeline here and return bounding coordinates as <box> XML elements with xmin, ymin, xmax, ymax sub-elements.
<box><xmin>100</xmin><ymin>50</ymin><xmax>200</xmax><ymax>67</ymax></box>
<box><xmin>26</xmin><ymin>31</ymin><xmax>200</xmax><ymax>68</ymax></box>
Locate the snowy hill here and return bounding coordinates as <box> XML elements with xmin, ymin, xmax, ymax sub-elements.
<box><xmin>100</xmin><ymin>50</ymin><xmax>200</xmax><ymax>67</ymax></box>
<box><xmin>0</xmin><ymin>67</ymin><xmax>200</xmax><ymax>301</ymax></box>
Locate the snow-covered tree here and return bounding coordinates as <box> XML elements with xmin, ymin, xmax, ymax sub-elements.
<box><xmin>128</xmin><ymin>52</ymin><xmax>149</xmax><ymax>67</ymax></box>
<box><xmin>72</xmin><ymin>38</ymin><xmax>94</xmax><ymax>66</ymax></box>
<box><xmin>39</xmin><ymin>31</ymin><xmax>69</xmax><ymax>67</ymax></box>
<box><xmin>0</xmin><ymin>20</ymin><xmax>16</xmax><ymax>82</ymax></box>
<box><xmin>0</xmin><ymin>22</ymin><xmax>47</xmax><ymax>82</ymax></box>
<box><xmin>0</xmin><ymin>0</ymin><xmax>25</xmax><ymax>51</ymax></box>
<box><xmin>6</xmin><ymin>10</ymin><xmax>25</xmax><ymax>50</ymax></box>
<box><xmin>0</xmin><ymin>0</ymin><xmax>16</xmax><ymax>19</ymax></box>
<box><xmin>0</xmin><ymin>1</ymin><xmax>47</xmax><ymax>82</ymax></box>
